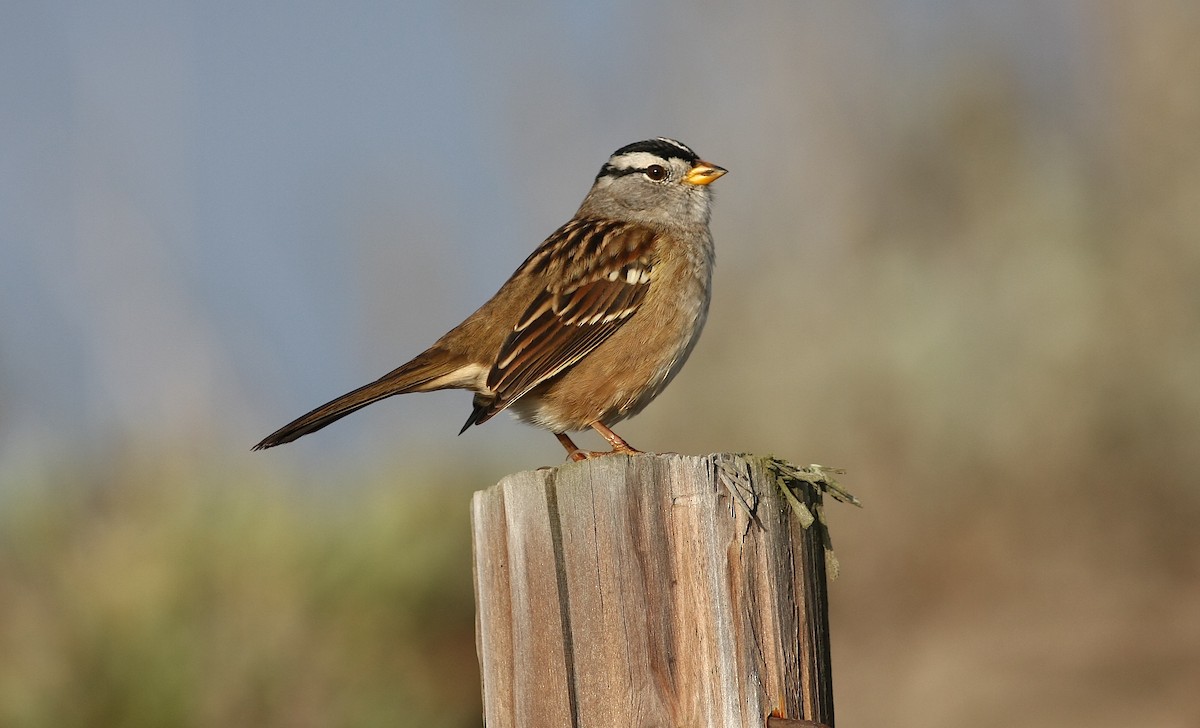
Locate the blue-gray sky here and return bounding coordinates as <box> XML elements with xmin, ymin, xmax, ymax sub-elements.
<box><xmin>1</xmin><ymin>1</ymin><xmax>1088</xmax><ymax>469</ymax></box>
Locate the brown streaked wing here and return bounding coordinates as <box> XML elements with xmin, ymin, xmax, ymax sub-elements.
<box><xmin>475</xmin><ymin>218</ymin><xmax>657</xmax><ymax>423</ymax></box>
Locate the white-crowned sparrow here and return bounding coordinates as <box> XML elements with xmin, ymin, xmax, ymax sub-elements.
<box><xmin>254</xmin><ymin>137</ymin><xmax>726</xmax><ymax>460</ymax></box>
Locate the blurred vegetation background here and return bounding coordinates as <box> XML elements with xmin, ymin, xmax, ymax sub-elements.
<box><xmin>2</xmin><ymin>2</ymin><xmax>1199</xmax><ymax>727</ymax></box>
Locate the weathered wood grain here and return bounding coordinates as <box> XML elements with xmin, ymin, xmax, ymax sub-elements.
<box><xmin>472</xmin><ymin>453</ymin><xmax>834</xmax><ymax>728</ymax></box>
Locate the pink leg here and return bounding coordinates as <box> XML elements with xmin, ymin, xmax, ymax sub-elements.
<box><xmin>589</xmin><ymin>422</ymin><xmax>641</xmax><ymax>455</ymax></box>
<box><xmin>555</xmin><ymin>432</ymin><xmax>589</xmax><ymax>462</ymax></box>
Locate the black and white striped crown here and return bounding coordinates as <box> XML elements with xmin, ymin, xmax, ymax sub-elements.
<box><xmin>596</xmin><ymin>137</ymin><xmax>700</xmax><ymax>181</ymax></box>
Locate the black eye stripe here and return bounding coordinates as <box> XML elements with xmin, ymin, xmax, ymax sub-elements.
<box><xmin>596</xmin><ymin>164</ymin><xmax>674</xmax><ymax>182</ymax></box>
<box><xmin>596</xmin><ymin>164</ymin><xmax>646</xmax><ymax>181</ymax></box>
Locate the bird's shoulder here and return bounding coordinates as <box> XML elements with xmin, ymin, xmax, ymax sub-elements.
<box><xmin>517</xmin><ymin>217</ymin><xmax>659</xmax><ymax>291</ymax></box>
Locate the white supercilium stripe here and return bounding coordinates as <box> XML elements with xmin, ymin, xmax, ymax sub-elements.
<box><xmin>607</xmin><ymin>151</ymin><xmax>666</xmax><ymax>170</ymax></box>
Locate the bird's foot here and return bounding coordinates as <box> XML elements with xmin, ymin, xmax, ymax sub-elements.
<box><xmin>566</xmin><ymin>447</ymin><xmax>639</xmax><ymax>462</ymax></box>
<box><xmin>555</xmin><ymin>427</ymin><xmax>642</xmax><ymax>462</ymax></box>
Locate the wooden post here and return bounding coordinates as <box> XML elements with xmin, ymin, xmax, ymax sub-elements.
<box><xmin>471</xmin><ymin>453</ymin><xmax>839</xmax><ymax>728</ymax></box>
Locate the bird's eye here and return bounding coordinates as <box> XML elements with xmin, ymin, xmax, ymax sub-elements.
<box><xmin>645</xmin><ymin>164</ymin><xmax>667</xmax><ymax>181</ymax></box>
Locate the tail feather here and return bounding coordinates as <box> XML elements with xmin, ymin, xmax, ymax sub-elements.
<box><xmin>253</xmin><ymin>349</ymin><xmax>470</xmax><ymax>450</ymax></box>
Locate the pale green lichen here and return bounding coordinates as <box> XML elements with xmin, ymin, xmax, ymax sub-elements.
<box><xmin>711</xmin><ymin>454</ymin><xmax>859</xmax><ymax>580</ymax></box>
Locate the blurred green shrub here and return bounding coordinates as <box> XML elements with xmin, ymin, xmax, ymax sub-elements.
<box><xmin>0</xmin><ymin>455</ymin><xmax>482</xmax><ymax>728</ymax></box>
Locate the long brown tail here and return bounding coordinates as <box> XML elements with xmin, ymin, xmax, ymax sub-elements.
<box><xmin>253</xmin><ymin>349</ymin><xmax>470</xmax><ymax>450</ymax></box>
